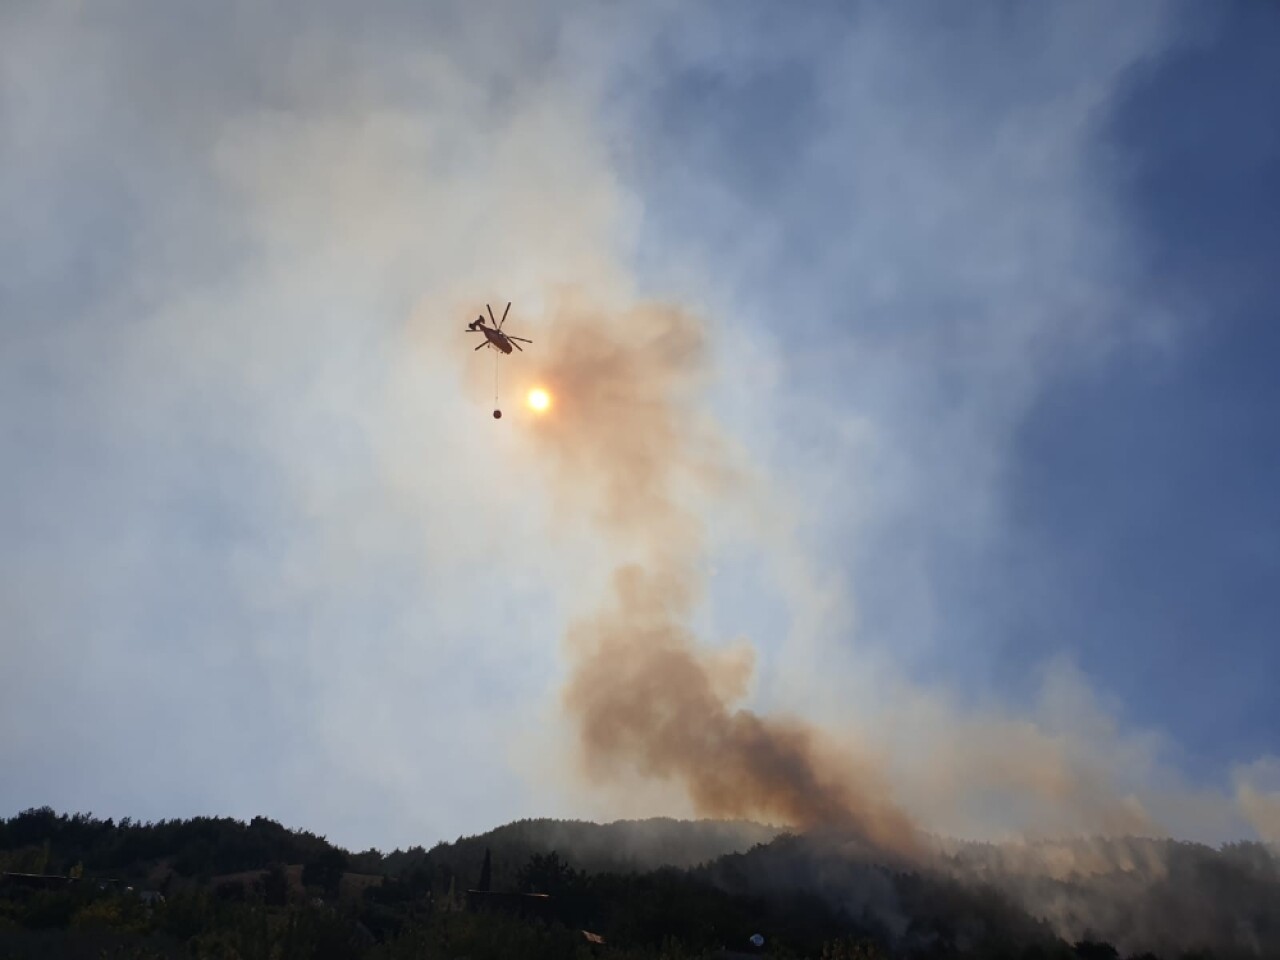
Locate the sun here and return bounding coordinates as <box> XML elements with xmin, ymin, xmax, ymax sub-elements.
<box><xmin>527</xmin><ymin>387</ymin><xmax>551</xmax><ymax>412</ymax></box>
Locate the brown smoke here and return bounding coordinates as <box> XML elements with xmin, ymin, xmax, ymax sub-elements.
<box><xmin>522</xmin><ymin>286</ymin><xmax>922</xmax><ymax>857</ymax></box>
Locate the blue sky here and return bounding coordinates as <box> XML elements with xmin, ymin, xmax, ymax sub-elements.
<box><xmin>611</xmin><ymin>1</ymin><xmax>1280</xmax><ymax>799</ymax></box>
<box><xmin>2</xmin><ymin>1</ymin><xmax>1277</xmax><ymax>850</ymax></box>
<box><xmin>1007</xmin><ymin>3</ymin><xmax>1280</xmax><ymax>774</ymax></box>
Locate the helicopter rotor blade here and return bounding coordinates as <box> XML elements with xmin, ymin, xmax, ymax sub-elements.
<box><xmin>474</xmin><ymin>341</ymin><xmax>488</xmax><ymax>351</ymax></box>
<box><xmin>508</xmin><ymin>340</ymin><xmax>523</xmax><ymax>352</ymax></box>
<box><xmin>499</xmin><ymin>301</ymin><xmax>511</xmax><ymax>329</ymax></box>
<box><xmin>508</xmin><ymin>336</ymin><xmax>532</xmax><ymax>343</ymax></box>
<box><xmin>486</xmin><ymin>304</ymin><xmax>496</xmax><ymax>325</ymax></box>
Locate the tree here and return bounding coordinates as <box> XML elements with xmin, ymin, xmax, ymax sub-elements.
<box><xmin>260</xmin><ymin>861</ymin><xmax>290</xmax><ymax>906</ymax></box>
<box><xmin>478</xmin><ymin>847</ymin><xmax>492</xmax><ymax>892</ymax></box>
<box><xmin>1073</xmin><ymin>942</ymin><xmax>1119</xmax><ymax>960</ymax></box>
<box><xmin>516</xmin><ymin>851</ymin><xmax>580</xmax><ymax>896</ymax></box>
<box><xmin>821</xmin><ymin>939</ymin><xmax>887</xmax><ymax>960</ymax></box>
<box><xmin>302</xmin><ymin>847</ymin><xmax>348</xmax><ymax>900</ymax></box>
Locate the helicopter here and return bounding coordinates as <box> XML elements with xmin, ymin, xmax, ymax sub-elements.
<box><xmin>467</xmin><ymin>302</ymin><xmax>531</xmax><ymax>355</ymax></box>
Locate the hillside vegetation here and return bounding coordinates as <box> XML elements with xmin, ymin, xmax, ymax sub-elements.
<box><xmin>1</xmin><ymin>807</ymin><xmax>1275</xmax><ymax>959</ymax></box>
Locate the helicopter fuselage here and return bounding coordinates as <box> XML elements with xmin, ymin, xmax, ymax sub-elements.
<box><xmin>468</xmin><ymin>319</ymin><xmax>515</xmax><ymax>353</ymax></box>
<box><xmin>468</xmin><ymin>309</ymin><xmax>528</xmax><ymax>354</ymax></box>
<box><xmin>482</xmin><ymin>326</ymin><xmax>514</xmax><ymax>354</ymax></box>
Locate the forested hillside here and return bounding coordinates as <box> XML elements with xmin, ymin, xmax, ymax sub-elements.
<box><xmin>2</xmin><ymin>807</ymin><xmax>1274</xmax><ymax>959</ymax></box>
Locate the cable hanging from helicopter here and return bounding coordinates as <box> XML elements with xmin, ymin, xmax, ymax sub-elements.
<box><xmin>466</xmin><ymin>301</ymin><xmax>531</xmax><ymax>419</ymax></box>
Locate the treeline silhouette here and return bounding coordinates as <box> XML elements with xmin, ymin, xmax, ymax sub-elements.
<box><xmin>0</xmin><ymin>808</ymin><xmax>777</xmax><ymax>884</ymax></box>
<box><xmin>0</xmin><ymin>807</ymin><xmax>1268</xmax><ymax>959</ymax></box>
<box><xmin>0</xmin><ymin>808</ymin><xmax>344</xmax><ymax>879</ymax></box>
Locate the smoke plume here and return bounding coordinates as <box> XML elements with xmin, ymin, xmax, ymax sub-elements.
<box><xmin>522</xmin><ymin>287</ymin><xmax>922</xmax><ymax>857</ymax></box>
